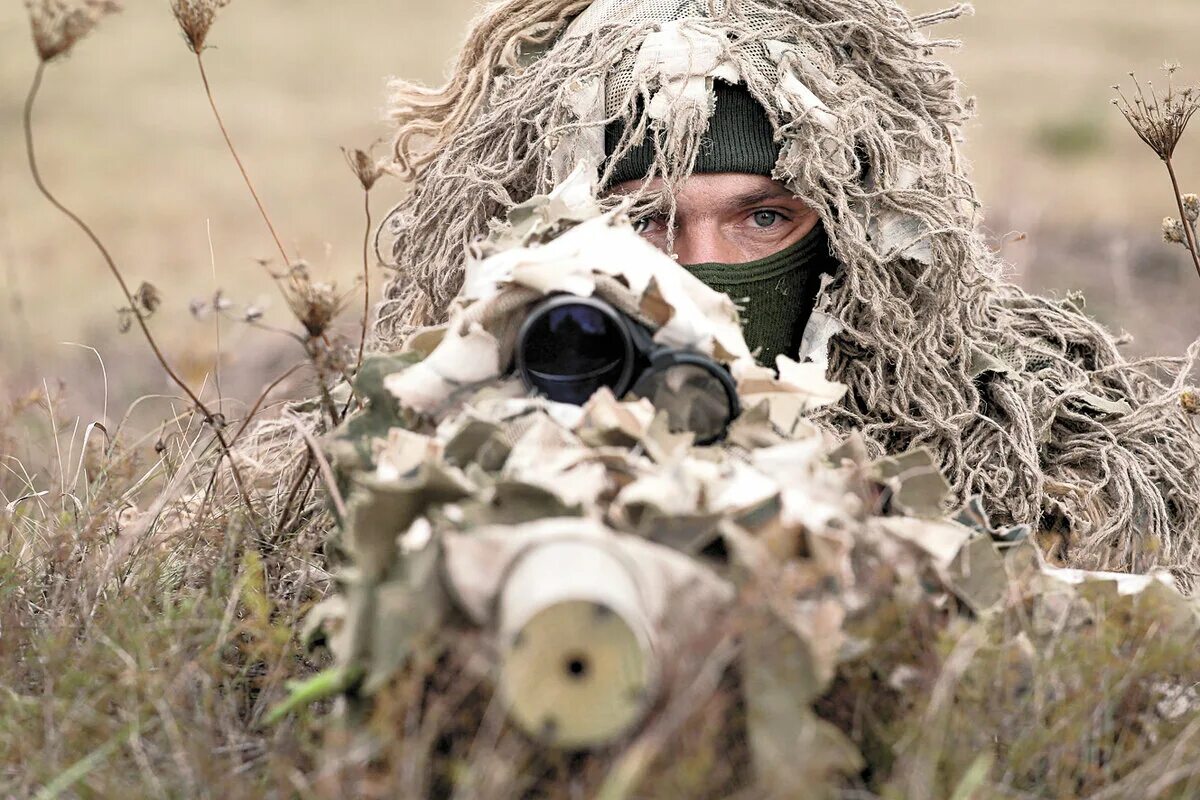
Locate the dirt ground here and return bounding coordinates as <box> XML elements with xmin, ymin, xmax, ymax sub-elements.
<box><xmin>1</xmin><ymin>0</ymin><xmax>1198</xmax><ymax>427</ymax></box>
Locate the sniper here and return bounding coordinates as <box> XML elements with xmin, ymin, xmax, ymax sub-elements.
<box><xmin>371</xmin><ymin>0</ymin><xmax>1200</xmax><ymax>580</ymax></box>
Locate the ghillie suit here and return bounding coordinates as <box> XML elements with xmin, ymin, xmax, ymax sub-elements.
<box><xmin>303</xmin><ymin>213</ymin><xmax>1200</xmax><ymax>797</ymax></box>
<box><xmin>374</xmin><ymin>0</ymin><xmax>1200</xmax><ymax>578</ymax></box>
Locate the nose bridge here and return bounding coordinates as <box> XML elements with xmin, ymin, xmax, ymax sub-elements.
<box><xmin>673</xmin><ymin>215</ymin><xmax>734</xmax><ymax>266</ymax></box>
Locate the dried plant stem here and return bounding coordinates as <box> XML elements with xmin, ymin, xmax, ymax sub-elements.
<box><xmin>194</xmin><ymin>52</ymin><xmax>288</xmax><ymax>264</ymax></box>
<box><xmin>195</xmin><ymin>48</ymin><xmax>358</xmax><ymax>442</ymax></box>
<box><xmin>1165</xmin><ymin>157</ymin><xmax>1200</xmax><ymax>279</ymax></box>
<box><xmin>342</xmin><ymin>210</ymin><xmax>373</xmax><ymax>414</ymax></box>
<box><xmin>285</xmin><ymin>412</ymin><xmax>346</xmax><ymax>520</ymax></box>
<box><xmin>306</xmin><ymin>337</ymin><xmax>344</xmax><ymax>426</ymax></box>
<box><xmin>273</xmin><ymin>452</ymin><xmax>314</xmax><ymax>540</ymax></box>
<box><xmin>231</xmin><ymin>364</ymin><xmax>305</xmax><ymax>445</ymax></box>
<box><xmin>22</xmin><ymin>60</ymin><xmax>257</xmax><ymax>522</ymax></box>
<box><xmin>288</xmin><ymin>465</ymin><xmax>319</xmax><ymax>537</ymax></box>
<box><xmin>193</xmin><ymin>363</ymin><xmax>305</xmax><ymax>537</ymax></box>
<box><xmin>357</xmin><ymin>190</ymin><xmax>371</xmax><ymax>375</ymax></box>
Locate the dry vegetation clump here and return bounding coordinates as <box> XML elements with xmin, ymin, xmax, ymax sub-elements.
<box><xmin>169</xmin><ymin>0</ymin><xmax>230</xmax><ymax>54</ymax></box>
<box><xmin>0</xmin><ymin>393</ymin><xmax>331</xmax><ymax>797</ymax></box>
<box><xmin>24</xmin><ymin>0</ymin><xmax>122</xmax><ymax>62</ymax></box>
<box><xmin>306</xmin><ymin>493</ymin><xmax>1200</xmax><ymax>798</ymax></box>
<box><xmin>1115</xmin><ymin>65</ymin><xmax>1200</xmax><ymax>279</ymax></box>
<box><xmin>5</xmin><ymin>2</ymin><xmax>379</xmax><ymax>793</ymax></box>
<box><xmin>335</xmin><ymin>633</ymin><xmax>752</xmax><ymax>799</ymax></box>
<box><xmin>912</xmin><ymin>581</ymin><xmax>1200</xmax><ymax>798</ymax></box>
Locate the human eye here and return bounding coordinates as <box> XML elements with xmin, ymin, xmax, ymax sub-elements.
<box><xmin>749</xmin><ymin>209</ymin><xmax>789</xmax><ymax>229</ymax></box>
<box><xmin>632</xmin><ymin>214</ymin><xmax>666</xmax><ymax>235</ymax></box>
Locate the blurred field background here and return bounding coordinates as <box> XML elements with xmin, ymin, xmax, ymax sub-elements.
<box><xmin>2</xmin><ymin>0</ymin><xmax>1199</xmax><ymax>433</ymax></box>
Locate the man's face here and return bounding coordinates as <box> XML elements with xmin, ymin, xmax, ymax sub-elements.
<box><xmin>612</xmin><ymin>173</ymin><xmax>820</xmax><ymax>265</ymax></box>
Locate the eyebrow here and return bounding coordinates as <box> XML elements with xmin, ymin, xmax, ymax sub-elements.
<box><xmin>717</xmin><ymin>186</ymin><xmax>800</xmax><ymax>212</ymax></box>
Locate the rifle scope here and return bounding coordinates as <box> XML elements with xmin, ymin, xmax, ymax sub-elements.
<box><xmin>514</xmin><ymin>295</ymin><xmax>740</xmax><ymax>444</ymax></box>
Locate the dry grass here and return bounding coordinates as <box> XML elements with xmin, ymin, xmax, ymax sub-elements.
<box><xmin>3</xmin><ymin>0</ymin><xmax>1200</xmax><ymax>425</ymax></box>
<box><xmin>0</xmin><ymin>386</ymin><xmax>329</xmax><ymax>797</ymax></box>
<box><xmin>5</xmin><ymin>373</ymin><xmax>1200</xmax><ymax>798</ymax></box>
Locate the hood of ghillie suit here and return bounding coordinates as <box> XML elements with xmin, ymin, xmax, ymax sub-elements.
<box><xmin>374</xmin><ymin>0</ymin><xmax>1200</xmax><ymax>580</ymax></box>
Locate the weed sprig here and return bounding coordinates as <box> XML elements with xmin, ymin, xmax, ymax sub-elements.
<box><xmin>170</xmin><ymin>0</ymin><xmax>290</xmax><ymax>266</ymax></box>
<box><xmin>20</xmin><ymin>1</ymin><xmax>258</xmax><ymax>526</ymax></box>
<box><xmin>24</xmin><ymin>0</ymin><xmax>121</xmax><ymax>62</ymax></box>
<box><xmin>343</xmin><ymin>145</ymin><xmax>386</xmax><ymax>376</ymax></box>
<box><xmin>171</xmin><ymin>0</ymin><xmax>376</xmax><ymax>437</ymax></box>
<box><xmin>1114</xmin><ymin>65</ymin><xmax>1200</xmax><ymax>280</ymax></box>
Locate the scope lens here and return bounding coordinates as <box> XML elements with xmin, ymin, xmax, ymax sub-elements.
<box><xmin>631</xmin><ymin>362</ymin><xmax>736</xmax><ymax>444</ymax></box>
<box><xmin>519</xmin><ymin>301</ymin><xmax>632</xmax><ymax>405</ymax></box>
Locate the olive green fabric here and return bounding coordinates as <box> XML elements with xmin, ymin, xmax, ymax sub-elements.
<box><xmin>683</xmin><ymin>225</ymin><xmax>837</xmax><ymax>368</ymax></box>
<box><xmin>604</xmin><ymin>79</ymin><xmax>831</xmax><ymax>367</ymax></box>
<box><xmin>605</xmin><ymin>81</ymin><xmax>781</xmax><ymax>187</ymax></box>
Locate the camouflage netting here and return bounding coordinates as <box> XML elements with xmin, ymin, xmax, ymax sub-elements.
<box><xmin>310</xmin><ymin>400</ymin><xmax>1200</xmax><ymax>797</ymax></box>
<box><xmin>294</xmin><ymin>202</ymin><xmax>1200</xmax><ymax>798</ymax></box>
<box><xmin>373</xmin><ymin>0</ymin><xmax>1200</xmax><ymax>578</ymax></box>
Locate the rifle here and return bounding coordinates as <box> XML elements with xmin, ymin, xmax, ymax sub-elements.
<box><xmin>291</xmin><ymin>171</ymin><xmax>1194</xmax><ymax>798</ymax></box>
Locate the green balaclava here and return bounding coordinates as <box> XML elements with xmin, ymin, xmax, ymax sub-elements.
<box><xmin>605</xmin><ymin>80</ymin><xmax>838</xmax><ymax>367</ymax></box>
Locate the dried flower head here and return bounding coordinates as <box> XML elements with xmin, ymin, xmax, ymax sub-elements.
<box><xmin>24</xmin><ymin>0</ymin><xmax>122</xmax><ymax>62</ymax></box>
<box><xmin>1162</xmin><ymin>217</ymin><xmax>1187</xmax><ymax>245</ymax></box>
<box><xmin>1183</xmin><ymin>193</ymin><xmax>1200</xmax><ymax>224</ymax></box>
<box><xmin>1113</xmin><ymin>67</ymin><xmax>1200</xmax><ymax>161</ymax></box>
<box><xmin>342</xmin><ymin>147</ymin><xmax>385</xmax><ymax>192</ymax></box>
<box><xmin>134</xmin><ymin>281</ymin><xmax>161</xmax><ymax>314</ymax></box>
<box><xmin>1182</xmin><ymin>389</ymin><xmax>1199</xmax><ymax>415</ymax></box>
<box><xmin>283</xmin><ymin>262</ymin><xmax>344</xmax><ymax>338</ymax></box>
<box><xmin>170</xmin><ymin>0</ymin><xmax>230</xmax><ymax>54</ymax></box>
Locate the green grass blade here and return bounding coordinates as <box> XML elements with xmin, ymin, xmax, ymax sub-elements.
<box><xmin>33</xmin><ymin>721</ymin><xmax>139</xmax><ymax>800</ymax></box>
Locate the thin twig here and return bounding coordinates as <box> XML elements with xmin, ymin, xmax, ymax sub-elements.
<box><xmin>357</xmin><ymin>189</ymin><xmax>371</xmax><ymax>376</ymax></box>
<box><xmin>22</xmin><ymin>60</ymin><xmax>259</xmax><ymax>525</ymax></box>
<box><xmin>206</xmin><ymin>218</ymin><xmax>224</xmax><ymax>413</ymax></box>
<box><xmin>285</xmin><ymin>413</ymin><xmax>347</xmax><ymax>521</ymax></box>
<box><xmin>1165</xmin><ymin>157</ymin><xmax>1200</xmax><ymax>279</ymax></box>
<box><xmin>230</xmin><ymin>364</ymin><xmax>305</xmax><ymax>445</ymax></box>
<box><xmin>194</xmin><ymin>52</ymin><xmax>288</xmax><ymax>265</ymax></box>
<box><xmin>194</xmin><ymin>363</ymin><xmax>305</xmax><ymax>527</ymax></box>
<box><xmin>286</xmin><ymin>469</ymin><xmax>319</xmax><ymax>534</ymax></box>
<box><xmin>308</xmin><ymin>338</ymin><xmax>343</xmax><ymax>427</ymax></box>
<box><xmin>274</xmin><ymin>452</ymin><xmax>314</xmax><ymax>540</ymax></box>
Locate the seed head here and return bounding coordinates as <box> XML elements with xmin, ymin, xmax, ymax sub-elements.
<box><xmin>1182</xmin><ymin>389</ymin><xmax>1199</xmax><ymax>415</ymax></box>
<box><xmin>1114</xmin><ymin>67</ymin><xmax>1200</xmax><ymax>161</ymax></box>
<box><xmin>134</xmin><ymin>281</ymin><xmax>161</xmax><ymax>314</ymax></box>
<box><xmin>284</xmin><ymin>262</ymin><xmax>344</xmax><ymax>338</ymax></box>
<box><xmin>342</xmin><ymin>147</ymin><xmax>385</xmax><ymax>192</ymax></box>
<box><xmin>170</xmin><ymin>0</ymin><xmax>231</xmax><ymax>54</ymax></box>
<box><xmin>1162</xmin><ymin>217</ymin><xmax>1187</xmax><ymax>244</ymax></box>
<box><xmin>24</xmin><ymin>0</ymin><xmax>122</xmax><ymax>62</ymax></box>
<box><xmin>1183</xmin><ymin>193</ymin><xmax>1200</xmax><ymax>223</ymax></box>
